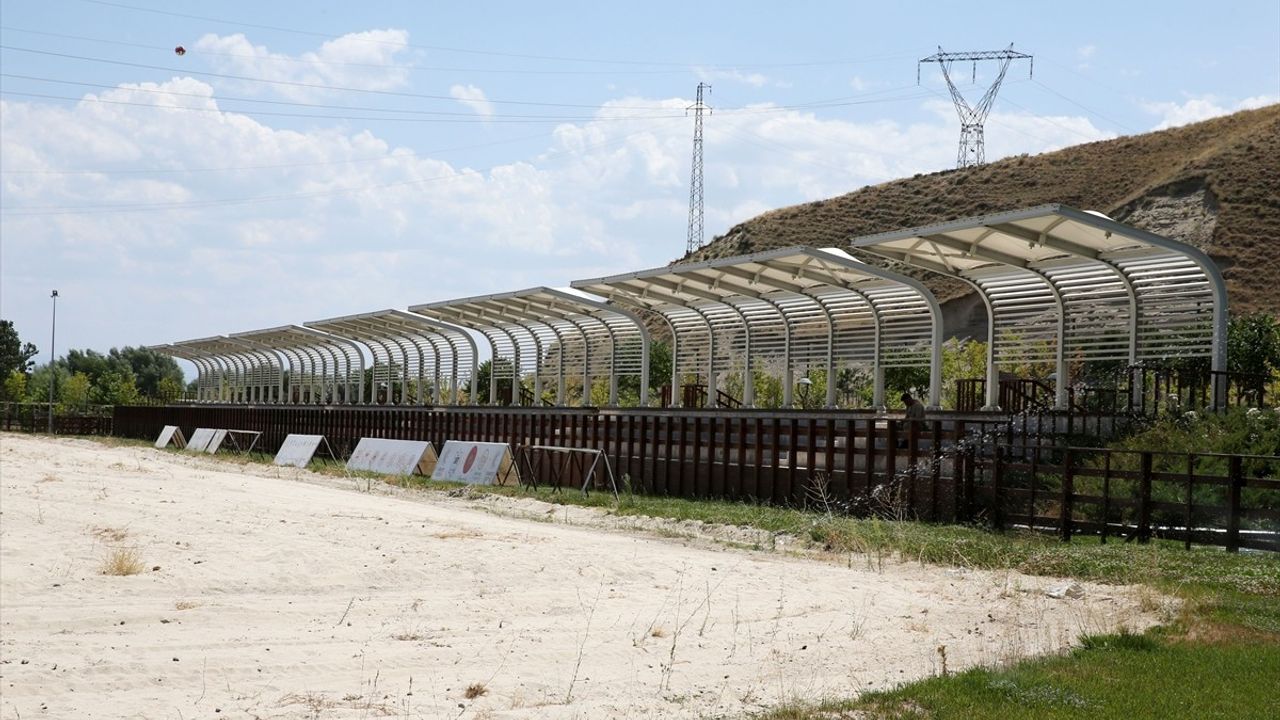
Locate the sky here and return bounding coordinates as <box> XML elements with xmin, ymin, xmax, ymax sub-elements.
<box><xmin>2</xmin><ymin>0</ymin><xmax>1278</xmax><ymax>378</ymax></box>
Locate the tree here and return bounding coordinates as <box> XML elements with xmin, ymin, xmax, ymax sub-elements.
<box><xmin>157</xmin><ymin>376</ymin><xmax>185</xmax><ymax>401</ymax></box>
<box><xmin>24</xmin><ymin>364</ymin><xmax>68</xmax><ymax>404</ymax></box>
<box><xmin>108</xmin><ymin>347</ymin><xmax>183</xmax><ymax>398</ymax></box>
<box><xmin>1228</xmin><ymin>313</ymin><xmax>1280</xmax><ymax>378</ymax></box>
<box><xmin>3</xmin><ymin>370</ymin><xmax>27</xmax><ymax>403</ymax></box>
<box><xmin>0</xmin><ymin>320</ymin><xmax>38</xmax><ymax>378</ymax></box>
<box><xmin>89</xmin><ymin>369</ymin><xmax>140</xmax><ymax>406</ymax></box>
<box><xmin>464</xmin><ymin>359</ymin><xmax>512</xmax><ymax>405</ymax></box>
<box><xmin>61</xmin><ymin>372</ymin><xmax>92</xmax><ymax>407</ymax></box>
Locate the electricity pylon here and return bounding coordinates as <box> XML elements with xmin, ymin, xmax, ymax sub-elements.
<box><xmin>919</xmin><ymin>44</ymin><xmax>1032</xmax><ymax>168</ymax></box>
<box><xmin>686</xmin><ymin>82</ymin><xmax>711</xmax><ymax>255</ymax></box>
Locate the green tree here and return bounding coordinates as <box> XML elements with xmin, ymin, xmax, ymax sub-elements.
<box><xmin>61</xmin><ymin>372</ymin><xmax>92</xmax><ymax>407</ymax></box>
<box><xmin>24</xmin><ymin>364</ymin><xmax>68</xmax><ymax>404</ymax></box>
<box><xmin>89</xmin><ymin>369</ymin><xmax>140</xmax><ymax>406</ymax></box>
<box><xmin>0</xmin><ymin>320</ymin><xmax>38</xmax><ymax>378</ymax></box>
<box><xmin>108</xmin><ymin>346</ymin><xmax>184</xmax><ymax>398</ymax></box>
<box><xmin>62</xmin><ymin>348</ymin><xmax>111</xmax><ymax>381</ymax></box>
<box><xmin>3</xmin><ymin>370</ymin><xmax>27</xmax><ymax>402</ymax></box>
<box><xmin>156</xmin><ymin>376</ymin><xmax>185</xmax><ymax>401</ymax></box>
<box><xmin>1228</xmin><ymin>313</ymin><xmax>1280</xmax><ymax>378</ymax></box>
<box><xmin>464</xmin><ymin>359</ymin><xmax>513</xmax><ymax>404</ymax></box>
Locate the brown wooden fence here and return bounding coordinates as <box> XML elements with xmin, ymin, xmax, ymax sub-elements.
<box><xmin>109</xmin><ymin>404</ymin><xmax>1278</xmax><ymax>551</ymax></box>
<box><xmin>1</xmin><ymin>402</ymin><xmax>113</xmax><ymax>435</ymax></box>
<box><xmin>983</xmin><ymin>445</ymin><xmax>1280</xmax><ymax>552</ymax></box>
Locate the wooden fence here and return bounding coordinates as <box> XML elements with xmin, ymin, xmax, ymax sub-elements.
<box><xmin>1</xmin><ymin>402</ymin><xmax>113</xmax><ymax>435</ymax></box>
<box><xmin>984</xmin><ymin>445</ymin><xmax>1280</xmax><ymax>552</ymax></box>
<box><xmin>109</xmin><ymin>404</ymin><xmax>1278</xmax><ymax>551</ymax></box>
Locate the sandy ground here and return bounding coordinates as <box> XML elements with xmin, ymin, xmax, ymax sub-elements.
<box><xmin>0</xmin><ymin>433</ymin><xmax>1161</xmax><ymax>719</ymax></box>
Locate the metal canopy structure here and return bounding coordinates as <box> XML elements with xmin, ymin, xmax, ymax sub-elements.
<box><xmin>409</xmin><ymin>287</ymin><xmax>651</xmax><ymax>407</ymax></box>
<box><xmin>146</xmin><ymin>343</ymin><xmax>227</xmax><ymax>403</ymax></box>
<box><xmin>222</xmin><ymin>325</ymin><xmax>365</xmax><ymax>405</ymax></box>
<box><xmin>156</xmin><ymin>335</ymin><xmax>284</xmax><ymax>404</ymax></box>
<box><xmin>305</xmin><ymin>309</ymin><xmax>478</xmax><ymax>406</ymax></box>
<box><xmin>573</xmin><ymin>246</ymin><xmax>942</xmax><ymax>408</ymax></box>
<box><xmin>851</xmin><ymin>204</ymin><xmax>1227</xmax><ymax>409</ymax></box>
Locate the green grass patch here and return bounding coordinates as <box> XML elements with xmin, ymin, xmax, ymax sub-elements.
<box><xmin>762</xmin><ymin>630</ymin><xmax>1280</xmax><ymax>720</ymax></box>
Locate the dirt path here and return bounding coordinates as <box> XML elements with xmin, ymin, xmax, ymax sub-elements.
<box><xmin>0</xmin><ymin>434</ymin><xmax>1158</xmax><ymax>719</ymax></box>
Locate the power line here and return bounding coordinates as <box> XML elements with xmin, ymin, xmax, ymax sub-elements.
<box><xmin>0</xmin><ymin>25</ymin><xmax>686</xmax><ymax>76</ymax></box>
<box><xmin>0</xmin><ymin>45</ymin><xmax>681</xmax><ymax>110</ymax></box>
<box><xmin>70</xmin><ymin>0</ymin><xmax>922</xmax><ymax>70</ymax></box>
<box><xmin>1029</xmin><ymin>78</ymin><xmax>1137</xmax><ymax>133</ymax></box>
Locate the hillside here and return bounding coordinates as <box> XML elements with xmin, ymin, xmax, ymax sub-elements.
<box><xmin>686</xmin><ymin>104</ymin><xmax>1280</xmax><ymax>318</ymax></box>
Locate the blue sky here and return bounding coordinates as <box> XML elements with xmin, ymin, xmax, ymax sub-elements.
<box><xmin>2</xmin><ymin>0</ymin><xmax>1277</xmax><ymax>377</ymax></box>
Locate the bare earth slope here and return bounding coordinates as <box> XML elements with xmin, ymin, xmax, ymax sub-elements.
<box><xmin>0</xmin><ymin>434</ymin><xmax>1158</xmax><ymax>719</ymax></box>
<box><xmin>687</xmin><ymin>104</ymin><xmax>1280</xmax><ymax>315</ymax></box>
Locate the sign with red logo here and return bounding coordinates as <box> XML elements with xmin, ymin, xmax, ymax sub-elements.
<box><xmin>435</xmin><ymin>441</ymin><xmax>517</xmax><ymax>485</ymax></box>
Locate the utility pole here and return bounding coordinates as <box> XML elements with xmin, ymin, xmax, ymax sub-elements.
<box><xmin>48</xmin><ymin>289</ymin><xmax>58</xmax><ymax>433</ymax></box>
<box><xmin>918</xmin><ymin>44</ymin><xmax>1032</xmax><ymax>168</ymax></box>
<box><xmin>685</xmin><ymin>82</ymin><xmax>711</xmax><ymax>256</ymax></box>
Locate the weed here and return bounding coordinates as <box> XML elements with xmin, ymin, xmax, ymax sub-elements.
<box><xmin>464</xmin><ymin>682</ymin><xmax>488</xmax><ymax>700</ymax></box>
<box><xmin>100</xmin><ymin>547</ymin><xmax>144</xmax><ymax>576</ymax></box>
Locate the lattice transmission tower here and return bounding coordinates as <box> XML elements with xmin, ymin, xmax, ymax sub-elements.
<box><xmin>685</xmin><ymin>82</ymin><xmax>711</xmax><ymax>255</ymax></box>
<box><xmin>919</xmin><ymin>44</ymin><xmax>1032</xmax><ymax>168</ymax></box>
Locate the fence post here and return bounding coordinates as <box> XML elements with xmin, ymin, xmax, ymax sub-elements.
<box><xmin>1138</xmin><ymin>451</ymin><xmax>1153</xmax><ymax>544</ymax></box>
<box><xmin>964</xmin><ymin>445</ymin><xmax>976</xmax><ymax>522</ymax></box>
<box><xmin>1226</xmin><ymin>455</ymin><xmax>1243</xmax><ymax>553</ymax></box>
<box><xmin>1060</xmin><ymin>448</ymin><xmax>1074</xmax><ymax>542</ymax></box>
<box><xmin>992</xmin><ymin>446</ymin><xmax>1005</xmax><ymax>532</ymax></box>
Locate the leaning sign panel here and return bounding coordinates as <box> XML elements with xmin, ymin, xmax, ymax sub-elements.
<box><xmin>345</xmin><ymin>438</ymin><xmax>438</xmax><ymax>476</ymax></box>
<box><xmin>434</xmin><ymin>441</ymin><xmax>518</xmax><ymax>485</ymax></box>
<box><xmin>273</xmin><ymin>434</ymin><xmax>330</xmax><ymax>469</ymax></box>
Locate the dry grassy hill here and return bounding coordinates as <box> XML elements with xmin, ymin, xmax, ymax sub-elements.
<box><xmin>685</xmin><ymin>104</ymin><xmax>1280</xmax><ymax>317</ymax></box>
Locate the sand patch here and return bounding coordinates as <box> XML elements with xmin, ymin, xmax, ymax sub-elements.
<box><xmin>0</xmin><ymin>433</ymin><xmax>1160</xmax><ymax>718</ymax></box>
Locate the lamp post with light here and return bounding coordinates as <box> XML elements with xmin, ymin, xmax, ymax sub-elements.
<box><xmin>47</xmin><ymin>289</ymin><xmax>58</xmax><ymax>433</ymax></box>
<box><xmin>797</xmin><ymin>376</ymin><xmax>813</xmax><ymax>409</ymax></box>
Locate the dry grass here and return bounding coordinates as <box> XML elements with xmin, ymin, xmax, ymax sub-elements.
<box><xmin>464</xmin><ymin>682</ymin><xmax>488</xmax><ymax>700</ymax></box>
<box><xmin>685</xmin><ymin>104</ymin><xmax>1280</xmax><ymax>316</ymax></box>
<box><xmin>99</xmin><ymin>547</ymin><xmax>145</xmax><ymax>576</ymax></box>
<box><xmin>90</xmin><ymin>525</ymin><xmax>129</xmax><ymax>542</ymax></box>
<box><xmin>174</xmin><ymin>599</ymin><xmax>200</xmax><ymax>610</ymax></box>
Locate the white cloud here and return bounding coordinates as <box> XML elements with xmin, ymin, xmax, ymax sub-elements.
<box><xmin>0</xmin><ymin>74</ymin><xmax>1109</xmax><ymax>360</ymax></box>
<box><xmin>193</xmin><ymin>29</ymin><xmax>414</xmax><ymax>100</ymax></box>
<box><xmin>1144</xmin><ymin>94</ymin><xmax>1280</xmax><ymax>130</ymax></box>
<box><xmin>449</xmin><ymin>84</ymin><xmax>495</xmax><ymax>118</ymax></box>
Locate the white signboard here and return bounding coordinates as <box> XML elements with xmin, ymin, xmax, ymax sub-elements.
<box><xmin>346</xmin><ymin>438</ymin><xmax>438</xmax><ymax>476</ymax></box>
<box><xmin>434</xmin><ymin>441</ymin><xmax>517</xmax><ymax>485</ymax></box>
<box><xmin>154</xmin><ymin>425</ymin><xmax>186</xmax><ymax>450</ymax></box>
<box><xmin>203</xmin><ymin>429</ymin><xmax>229</xmax><ymax>455</ymax></box>
<box><xmin>185</xmin><ymin>428</ymin><xmax>217</xmax><ymax>453</ymax></box>
<box><xmin>274</xmin><ymin>434</ymin><xmax>327</xmax><ymax>468</ymax></box>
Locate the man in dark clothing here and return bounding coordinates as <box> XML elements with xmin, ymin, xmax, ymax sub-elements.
<box><xmin>901</xmin><ymin>392</ymin><xmax>925</xmax><ymax>421</ymax></box>
<box><xmin>898</xmin><ymin>392</ymin><xmax>925</xmax><ymax>448</ymax></box>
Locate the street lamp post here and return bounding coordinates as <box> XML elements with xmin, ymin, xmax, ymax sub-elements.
<box><xmin>797</xmin><ymin>376</ymin><xmax>813</xmax><ymax>409</ymax></box>
<box><xmin>48</xmin><ymin>289</ymin><xmax>58</xmax><ymax>433</ymax></box>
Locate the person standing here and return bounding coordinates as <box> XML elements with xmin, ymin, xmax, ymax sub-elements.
<box><xmin>898</xmin><ymin>392</ymin><xmax>925</xmax><ymax>448</ymax></box>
